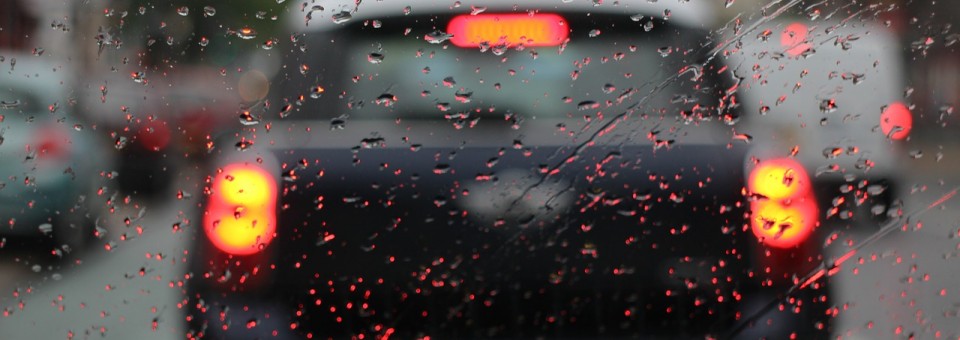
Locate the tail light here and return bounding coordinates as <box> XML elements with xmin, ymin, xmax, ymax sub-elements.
<box><xmin>747</xmin><ymin>158</ymin><xmax>818</xmax><ymax>248</ymax></box>
<box><xmin>137</xmin><ymin>119</ymin><xmax>172</xmax><ymax>151</ymax></box>
<box><xmin>32</xmin><ymin>124</ymin><xmax>70</xmax><ymax>161</ymax></box>
<box><xmin>780</xmin><ymin>22</ymin><xmax>811</xmax><ymax>57</ymax></box>
<box><xmin>880</xmin><ymin>101</ymin><xmax>912</xmax><ymax>140</ymax></box>
<box><xmin>447</xmin><ymin>13</ymin><xmax>569</xmax><ymax>48</ymax></box>
<box><xmin>204</xmin><ymin>164</ymin><xmax>277</xmax><ymax>255</ymax></box>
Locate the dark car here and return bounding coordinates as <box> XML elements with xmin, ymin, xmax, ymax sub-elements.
<box><xmin>184</xmin><ymin>1</ymin><xmax>864</xmax><ymax>338</ymax></box>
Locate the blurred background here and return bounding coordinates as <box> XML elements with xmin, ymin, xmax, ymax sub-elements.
<box><xmin>0</xmin><ymin>0</ymin><xmax>958</xmax><ymax>338</ymax></box>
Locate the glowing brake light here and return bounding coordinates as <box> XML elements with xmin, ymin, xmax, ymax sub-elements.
<box><xmin>880</xmin><ymin>101</ymin><xmax>912</xmax><ymax>140</ymax></box>
<box><xmin>204</xmin><ymin>164</ymin><xmax>277</xmax><ymax>255</ymax></box>
<box><xmin>748</xmin><ymin>158</ymin><xmax>811</xmax><ymax>200</ymax></box>
<box><xmin>780</xmin><ymin>22</ymin><xmax>811</xmax><ymax>57</ymax></box>
<box><xmin>447</xmin><ymin>13</ymin><xmax>569</xmax><ymax>48</ymax></box>
<box><xmin>33</xmin><ymin>124</ymin><xmax>70</xmax><ymax>160</ymax></box>
<box><xmin>748</xmin><ymin>158</ymin><xmax>818</xmax><ymax>248</ymax></box>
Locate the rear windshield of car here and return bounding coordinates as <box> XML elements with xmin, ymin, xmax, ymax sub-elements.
<box><xmin>279</xmin><ymin>15</ymin><xmax>708</xmax><ymax>121</ymax></box>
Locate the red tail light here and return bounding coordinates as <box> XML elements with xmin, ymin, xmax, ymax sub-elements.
<box><xmin>748</xmin><ymin>158</ymin><xmax>818</xmax><ymax>248</ymax></box>
<box><xmin>447</xmin><ymin>13</ymin><xmax>569</xmax><ymax>48</ymax></box>
<box><xmin>32</xmin><ymin>124</ymin><xmax>70</xmax><ymax>160</ymax></box>
<box><xmin>204</xmin><ymin>164</ymin><xmax>277</xmax><ymax>255</ymax></box>
<box><xmin>780</xmin><ymin>22</ymin><xmax>811</xmax><ymax>57</ymax></box>
<box><xmin>137</xmin><ymin>119</ymin><xmax>172</xmax><ymax>151</ymax></box>
<box><xmin>880</xmin><ymin>101</ymin><xmax>912</xmax><ymax>140</ymax></box>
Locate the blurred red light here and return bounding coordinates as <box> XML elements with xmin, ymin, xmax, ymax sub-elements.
<box><xmin>138</xmin><ymin>119</ymin><xmax>171</xmax><ymax>151</ymax></box>
<box><xmin>448</xmin><ymin>13</ymin><xmax>569</xmax><ymax>48</ymax></box>
<box><xmin>203</xmin><ymin>164</ymin><xmax>277</xmax><ymax>255</ymax></box>
<box><xmin>880</xmin><ymin>101</ymin><xmax>912</xmax><ymax>140</ymax></box>
<box><xmin>748</xmin><ymin>158</ymin><xmax>811</xmax><ymax>200</ymax></box>
<box><xmin>781</xmin><ymin>22</ymin><xmax>810</xmax><ymax>57</ymax></box>
<box><xmin>748</xmin><ymin>158</ymin><xmax>818</xmax><ymax>248</ymax></box>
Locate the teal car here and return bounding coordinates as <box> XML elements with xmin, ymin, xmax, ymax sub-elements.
<box><xmin>0</xmin><ymin>53</ymin><xmax>112</xmax><ymax>254</ymax></box>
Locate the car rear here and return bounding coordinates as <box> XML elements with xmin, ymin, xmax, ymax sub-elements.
<box><xmin>186</xmin><ymin>2</ymin><xmax>834</xmax><ymax>339</ymax></box>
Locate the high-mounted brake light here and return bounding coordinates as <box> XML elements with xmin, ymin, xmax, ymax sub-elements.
<box><xmin>748</xmin><ymin>158</ymin><xmax>818</xmax><ymax>248</ymax></box>
<box><xmin>204</xmin><ymin>164</ymin><xmax>277</xmax><ymax>255</ymax></box>
<box><xmin>447</xmin><ymin>13</ymin><xmax>569</xmax><ymax>48</ymax></box>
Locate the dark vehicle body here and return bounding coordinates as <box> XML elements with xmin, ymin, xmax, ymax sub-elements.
<box><xmin>186</xmin><ymin>1</ymin><xmax>840</xmax><ymax>338</ymax></box>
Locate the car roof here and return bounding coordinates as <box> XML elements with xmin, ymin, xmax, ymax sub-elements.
<box><xmin>287</xmin><ymin>0</ymin><xmax>716</xmax><ymax>32</ymax></box>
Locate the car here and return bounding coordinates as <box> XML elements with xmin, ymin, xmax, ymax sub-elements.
<box><xmin>77</xmin><ymin>65</ymin><xmax>239</xmax><ymax>200</ymax></box>
<box><xmin>0</xmin><ymin>53</ymin><xmax>112</xmax><ymax>255</ymax></box>
<box><xmin>184</xmin><ymin>1</ymin><xmax>858</xmax><ymax>338</ymax></box>
<box><xmin>722</xmin><ymin>18</ymin><xmax>903</xmax><ymax>242</ymax></box>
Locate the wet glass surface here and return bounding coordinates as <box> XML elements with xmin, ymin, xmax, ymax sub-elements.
<box><xmin>0</xmin><ymin>0</ymin><xmax>959</xmax><ymax>339</ymax></box>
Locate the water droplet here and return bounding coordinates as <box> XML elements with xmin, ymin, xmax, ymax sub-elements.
<box><xmin>114</xmin><ymin>136</ymin><xmax>128</xmax><ymax>149</ymax></box>
<box><xmin>260</xmin><ymin>38</ymin><xmax>276</xmax><ymax>50</ymax></box>
<box><xmin>235</xmin><ymin>139</ymin><xmax>254</xmax><ymax>151</ymax></box>
<box><xmin>433</xmin><ymin>164</ymin><xmax>451</xmax><ymax>175</ymax></box>
<box><xmin>236</xmin><ymin>27</ymin><xmax>257</xmax><ymax>40</ymax></box>
<box><xmin>577</xmin><ymin>101</ymin><xmax>599</xmax><ymax>110</ymax></box>
<box><xmin>0</xmin><ymin>100</ymin><xmax>21</xmax><ymax>109</ymax></box>
<box><xmin>177</xmin><ymin>6</ymin><xmax>189</xmax><ymax>16</ymax></box>
<box><xmin>454</xmin><ymin>90</ymin><xmax>473</xmax><ymax>103</ymax></box>
<box><xmin>239</xmin><ymin>111</ymin><xmax>260</xmax><ymax>125</ymax></box>
<box><xmin>374</xmin><ymin>93</ymin><xmax>397</xmax><ymax>106</ymax></box>
<box><xmin>203</xmin><ymin>6</ymin><xmax>216</xmax><ymax>17</ymax></box>
<box><xmin>130</xmin><ymin>71</ymin><xmax>147</xmax><ymax>83</ymax></box>
<box><xmin>279</xmin><ymin>104</ymin><xmax>293</xmax><ymax>118</ymax></box>
<box><xmin>38</xmin><ymin>223</ymin><xmax>53</xmax><ymax>235</ymax></box>
<box><xmin>360</xmin><ymin>137</ymin><xmax>386</xmax><ymax>149</ymax></box>
<box><xmin>657</xmin><ymin>46</ymin><xmax>672</xmax><ymax>57</ymax></box>
<box><xmin>330</xmin><ymin>116</ymin><xmax>346</xmax><ymax>130</ymax></box>
<box><xmin>470</xmin><ymin>6</ymin><xmax>487</xmax><ymax>15</ymax></box>
<box><xmin>442</xmin><ymin>76</ymin><xmax>456</xmax><ymax>87</ymax></box>
<box><xmin>367</xmin><ymin>53</ymin><xmax>385</xmax><ymax>64</ymax></box>
<box><xmin>310</xmin><ymin>85</ymin><xmax>325</xmax><ymax>98</ymax></box>
<box><xmin>331</xmin><ymin>11</ymin><xmax>352</xmax><ymax>24</ymax></box>
<box><xmin>424</xmin><ymin>30</ymin><xmax>454</xmax><ymax>44</ymax></box>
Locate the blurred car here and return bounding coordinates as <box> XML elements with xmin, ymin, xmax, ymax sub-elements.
<box><xmin>0</xmin><ymin>53</ymin><xmax>111</xmax><ymax>254</ymax></box>
<box><xmin>77</xmin><ymin>65</ymin><xmax>239</xmax><ymax>200</ymax></box>
<box><xmin>183</xmin><ymin>1</ymin><xmax>864</xmax><ymax>339</ymax></box>
<box><xmin>727</xmin><ymin>18</ymin><xmax>904</xmax><ymax>228</ymax></box>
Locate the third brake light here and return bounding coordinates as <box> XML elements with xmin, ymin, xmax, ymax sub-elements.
<box><xmin>447</xmin><ymin>13</ymin><xmax>569</xmax><ymax>47</ymax></box>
